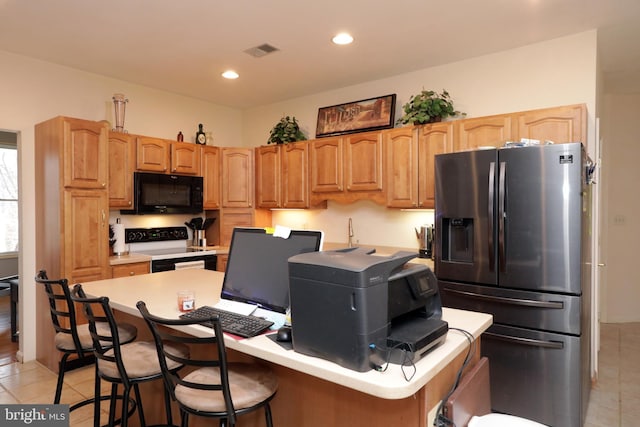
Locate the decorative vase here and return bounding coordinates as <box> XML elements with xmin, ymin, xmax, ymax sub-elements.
<box><xmin>112</xmin><ymin>93</ymin><xmax>129</xmax><ymax>133</ymax></box>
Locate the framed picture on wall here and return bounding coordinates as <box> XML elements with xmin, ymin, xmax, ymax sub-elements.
<box><xmin>315</xmin><ymin>94</ymin><xmax>396</xmax><ymax>138</ymax></box>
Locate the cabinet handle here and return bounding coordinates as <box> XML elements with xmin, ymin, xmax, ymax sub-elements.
<box><xmin>101</xmin><ymin>182</ymin><xmax>106</xmax><ymax>188</ymax></box>
<box><xmin>129</xmin><ymin>271</ymin><xmax>135</xmax><ymax>276</ymax></box>
<box><xmin>102</xmin><ymin>210</ymin><xmax>106</xmax><ymax>226</ymax></box>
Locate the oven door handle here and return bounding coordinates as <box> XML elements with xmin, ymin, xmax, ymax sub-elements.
<box><xmin>174</xmin><ymin>260</ymin><xmax>206</xmax><ymax>270</ymax></box>
<box><xmin>483</xmin><ymin>332</ymin><xmax>564</xmax><ymax>349</ymax></box>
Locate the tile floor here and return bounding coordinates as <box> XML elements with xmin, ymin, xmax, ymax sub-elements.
<box><xmin>584</xmin><ymin>322</ymin><xmax>640</xmax><ymax>427</ymax></box>
<box><xmin>0</xmin><ymin>323</ymin><xmax>638</xmax><ymax>426</ymax></box>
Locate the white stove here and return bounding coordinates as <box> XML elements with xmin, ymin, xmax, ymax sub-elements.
<box><xmin>126</xmin><ymin>227</ymin><xmax>218</xmax><ymax>271</ymax></box>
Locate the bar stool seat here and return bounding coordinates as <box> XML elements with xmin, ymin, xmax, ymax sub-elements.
<box><xmin>98</xmin><ymin>340</ymin><xmax>187</xmax><ymax>379</ymax></box>
<box><xmin>54</xmin><ymin>322</ymin><xmax>137</xmax><ymax>352</ymax></box>
<box><xmin>175</xmin><ymin>364</ymin><xmax>278</xmax><ymax>413</ymax></box>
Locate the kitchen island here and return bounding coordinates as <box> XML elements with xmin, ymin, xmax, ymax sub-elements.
<box><xmin>82</xmin><ymin>268</ymin><xmax>491</xmax><ymax>427</ymax></box>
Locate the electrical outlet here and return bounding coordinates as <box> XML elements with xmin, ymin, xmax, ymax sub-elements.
<box><xmin>613</xmin><ymin>215</ymin><xmax>626</xmax><ymax>225</ymax></box>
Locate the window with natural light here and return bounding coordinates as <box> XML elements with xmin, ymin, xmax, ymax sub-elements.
<box><xmin>0</xmin><ymin>134</ymin><xmax>18</xmax><ymax>254</ymax></box>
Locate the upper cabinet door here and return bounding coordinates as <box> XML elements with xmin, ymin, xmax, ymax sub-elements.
<box><xmin>310</xmin><ymin>137</ymin><xmax>343</xmax><ymax>193</ymax></box>
<box><xmin>282</xmin><ymin>142</ymin><xmax>309</xmax><ymax>209</ymax></box>
<box><xmin>222</xmin><ymin>148</ymin><xmax>253</xmax><ymax>208</ymax></box>
<box><xmin>344</xmin><ymin>131</ymin><xmax>383</xmax><ymax>192</ymax></box>
<box><xmin>385</xmin><ymin>127</ymin><xmax>419</xmax><ymax>208</ymax></box>
<box><xmin>63</xmin><ymin>118</ymin><xmax>108</xmax><ymax>189</ymax></box>
<box><xmin>515</xmin><ymin>104</ymin><xmax>586</xmax><ymax>144</ymax></box>
<box><xmin>419</xmin><ymin>122</ymin><xmax>455</xmax><ymax>208</ymax></box>
<box><xmin>136</xmin><ymin>136</ymin><xmax>170</xmax><ymax>172</ymax></box>
<box><xmin>108</xmin><ymin>132</ymin><xmax>135</xmax><ymax>208</ymax></box>
<box><xmin>255</xmin><ymin>145</ymin><xmax>281</xmax><ymax>208</ymax></box>
<box><xmin>455</xmin><ymin>115</ymin><xmax>513</xmax><ymax>151</ymax></box>
<box><xmin>202</xmin><ymin>146</ymin><xmax>220</xmax><ymax>210</ymax></box>
<box><xmin>171</xmin><ymin>141</ymin><xmax>201</xmax><ymax>175</ymax></box>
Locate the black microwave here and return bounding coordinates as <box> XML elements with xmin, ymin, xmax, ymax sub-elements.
<box><xmin>121</xmin><ymin>172</ymin><xmax>204</xmax><ymax>215</ymax></box>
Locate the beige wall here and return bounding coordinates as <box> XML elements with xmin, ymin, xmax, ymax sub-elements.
<box><xmin>601</xmin><ymin>93</ymin><xmax>640</xmax><ymax>323</ymax></box>
<box><xmin>245</xmin><ymin>31</ymin><xmax>598</xmax><ymax>248</ymax></box>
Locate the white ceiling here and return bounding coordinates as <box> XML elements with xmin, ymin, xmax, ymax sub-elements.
<box><xmin>1</xmin><ymin>0</ymin><xmax>639</xmax><ymax>108</ymax></box>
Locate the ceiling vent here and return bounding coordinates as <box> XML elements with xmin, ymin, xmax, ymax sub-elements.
<box><xmin>243</xmin><ymin>43</ymin><xmax>279</xmax><ymax>58</ymax></box>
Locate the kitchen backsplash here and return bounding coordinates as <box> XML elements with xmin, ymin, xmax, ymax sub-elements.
<box><xmin>110</xmin><ymin>200</ymin><xmax>434</xmax><ymax>251</ymax></box>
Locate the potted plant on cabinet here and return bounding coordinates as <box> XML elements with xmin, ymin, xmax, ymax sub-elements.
<box><xmin>396</xmin><ymin>89</ymin><xmax>465</xmax><ymax>126</ymax></box>
<box><xmin>267</xmin><ymin>116</ymin><xmax>307</xmax><ymax>144</ymax></box>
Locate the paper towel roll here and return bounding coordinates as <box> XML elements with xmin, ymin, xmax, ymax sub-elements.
<box><xmin>112</xmin><ymin>223</ymin><xmax>127</xmax><ymax>255</ymax></box>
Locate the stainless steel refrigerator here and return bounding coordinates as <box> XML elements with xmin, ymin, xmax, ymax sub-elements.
<box><xmin>435</xmin><ymin>143</ymin><xmax>592</xmax><ymax>427</ymax></box>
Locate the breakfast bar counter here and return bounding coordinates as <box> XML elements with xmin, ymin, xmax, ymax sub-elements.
<box><xmin>82</xmin><ymin>268</ymin><xmax>492</xmax><ymax>427</ymax></box>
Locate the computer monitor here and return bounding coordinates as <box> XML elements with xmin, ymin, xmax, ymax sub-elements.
<box><xmin>220</xmin><ymin>227</ymin><xmax>323</xmax><ymax>314</ymax></box>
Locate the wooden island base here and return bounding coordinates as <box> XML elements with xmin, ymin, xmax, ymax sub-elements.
<box><xmin>114</xmin><ymin>309</ymin><xmax>479</xmax><ymax>427</ymax></box>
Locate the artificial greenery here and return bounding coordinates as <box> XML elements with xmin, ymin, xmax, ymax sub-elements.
<box><xmin>267</xmin><ymin>116</ymin><xmax>307</xmax><ymax>144</ymax></box>
<box><xmin>397</xmin><ymin>89</ymin><xmax>465</xmax><ymax>125</ymax></box>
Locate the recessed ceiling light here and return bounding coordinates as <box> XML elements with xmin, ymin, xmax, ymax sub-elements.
<box><xmin>332</xmin><ymin>32</ymin><xmax>353</xmax><ymax>45</ymax></box>
<box><xmin>222</xmin><ymin>70</ymin><xmax>239</xmax><ymax>79</ymax></box>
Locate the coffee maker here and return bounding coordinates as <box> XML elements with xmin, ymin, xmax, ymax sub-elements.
<box><xmin>415</xmin><ymin>224</ymin><xmax>434</xmax><ymax>258</ymax></box>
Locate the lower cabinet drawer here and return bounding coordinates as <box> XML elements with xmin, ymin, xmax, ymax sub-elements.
<box><xmin>111</xmin><ymin>262</ymin><xmax>150</xmax><ymax>278</ymax></box>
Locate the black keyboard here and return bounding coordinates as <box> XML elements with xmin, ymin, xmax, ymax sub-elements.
<box><xmin>180</xmin><ymin>305</ymin><xmax>274</xmax><ymax>338</ymax></box>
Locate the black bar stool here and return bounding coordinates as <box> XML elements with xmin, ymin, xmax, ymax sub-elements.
<box><xmin>34</xmin><ymin>270</ymin><xmax>138</xmax><ymax>421</ymax></box>
<box><xmin>0</xmin><ymin>274</ymin><xmax>18</xmax><ymax>342</ymax></box>
<box><xmin>137</xmin><ymin>301</ymin><xmax>278</xmax><ymax>427</ymax></box>
<box><xmin>71</xmin><ymin>284</ymin><xmax>187</xmax><ymax>427</ymax></box>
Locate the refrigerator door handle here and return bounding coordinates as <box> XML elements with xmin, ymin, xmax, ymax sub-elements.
<box><xmin>498</xmin><ymin>161</ymin><xmax>507</xmax><ymax>272</ymax></box>
<box><xmin>444</xmin><ymin>288</ymin><xmax>564</xmax><ymax>309</ymax></box>
<box><xmin>488</xmin><ymin>162</ymin><xmax>496</xmax><ymax>272</ymax></box>
<box><xmin>483</xmin><ymin>332</ymin><xmax>564</xmax><ymax>349</ymax></box>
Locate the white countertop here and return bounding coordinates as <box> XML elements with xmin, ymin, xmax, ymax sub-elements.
<box><xmin>81</xmin><ymin>269</ymin><xmax>491</xmax><ymax>400</ymax></box>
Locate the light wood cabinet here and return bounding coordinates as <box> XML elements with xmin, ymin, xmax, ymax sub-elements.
<box><xmin>345</xmin><ymin>131</ymin><xmax>384</xmax><ymax>192</ymax></box>
<box><xmin>255</xmin><ymin>145</ymin><xmax>281</xmax><ymax>208</ymax></box>
<box><xmin>385</xmin><ymin>127</ymin><xmax>419</xmax><ymax>208</ymax></box>
<box><xmin>171</xmin><ymin>141</ymin><xmax>201</xmax><ymax>175</ymax></box>
<box><xmin>310</xmin><ymin>131</ymin><xmax>384</xmax><ymax>205</ymax></box>
<box><xmin>63</xmin><ymin>189</ymin><xmax>110</xmax><ymax>283</ymax></box>
<box><xmin>514</xmin><ymin>103</ymin><xmax>586</xmax><ymax>144</ymax></box>
<box><xmin>218</xmin><ymin>208</ymin><xmax>272</xmax><ymax>246</ymax></box>
<box><xmin>310</xmin><ymin>137</ymin><xmax>343</xmax><ymax>193</ymax></box>
<box><xmin>385</xmin><ymin>123</ymin><xmax>454</xmax><ymax>209</ymax></box>
<box><xmin>136</xmin><ymin>137</ymin><xmax>201</xmax><ymax>175</ymax></box>
<box><xmin>282</xmin><ymin>142</ymin><xmax>310</xmax><ymax>208</ymax></box>
<box><xmin>216</xmin><ymin>255</ymin><xmax>228</xmax><ymax>273</ymax></box>
<box><xmin>420</xmin><ymin>122</ymin><xmax>455</xmax><ymax>208</ymax></box>
<box><xmin>221</xmin><ymin>148</ymin><xmax>253</xmax><ymax>208</ymax></box>
<box><xmin>256</xmin><ymin>142</ymin><xmax>311</xmax><ymax>209</ymax></box>
<box><xmin>35</xmin><ymin>116</ymin><xmax>111</xmax><ymax>372</ymax></box>
<box><xmin>455</xmin><ymin>115</ymin><xmax>513</xmax><ymax>151</ymax></box>
<box><xmin>136</xmin><ymin>136</ymin><xmax>170</xmax><ymax>172</ymax></box>
<box><xmin>108</xmin><ymin>132</ymin><xmax>136</xmax><ymax>208</ymax></box>
<box><xmin>63</xmin><ymin>118</ymin><xmax>108</xmax><ymax>189</ymax></box>
<box><xmin>111</xmin><ymin>262</ymin><xmax>150</xmax><ymax>278</ymax></box>
<box><xmin>202</xmin><ymin>146</ymin><xmax>220</xmax><ymax>209</ymax></box>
